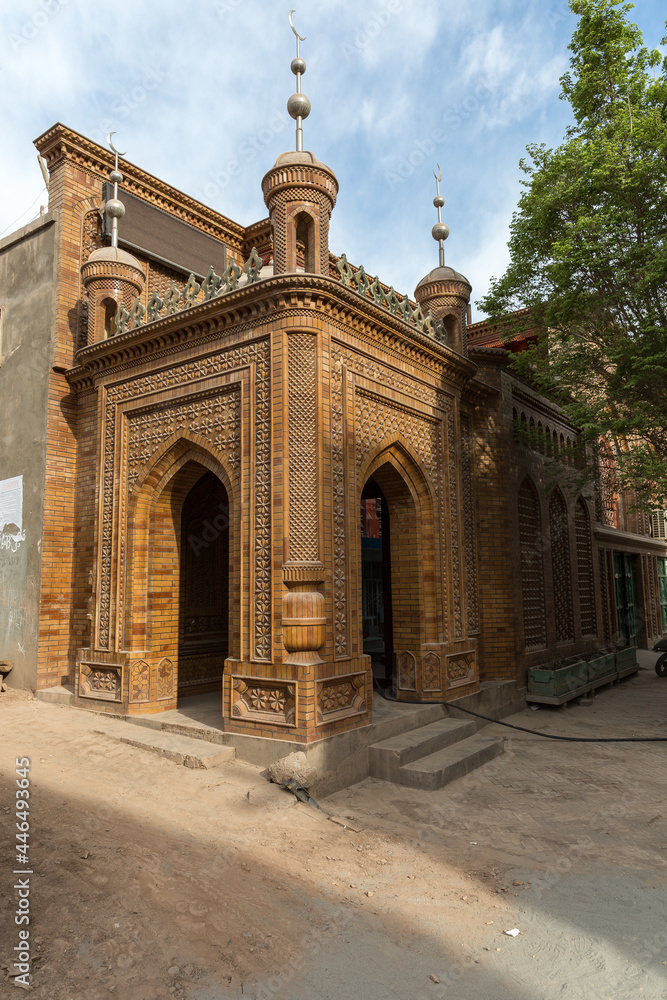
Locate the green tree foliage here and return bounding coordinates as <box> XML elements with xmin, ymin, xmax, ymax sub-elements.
<box><xmin>479</xmin><ymin>0</ymin><xmax>667</xmax><ymax>509</ymax></box>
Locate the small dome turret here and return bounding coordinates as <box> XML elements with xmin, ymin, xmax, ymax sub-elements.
<box><xmin>414</xmin><ymin>168</ymin><xmax>471</xmax><ymax>356</ymax></box>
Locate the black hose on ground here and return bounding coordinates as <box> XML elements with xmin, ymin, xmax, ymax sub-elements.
<box><xmin>444</xmin><ymin>702</ymin><xmax>667</xmax><ymax>743</ymax></box>
<box><xmin>373</xmin><ymin>678</ymin><xmax>666</xmax><ymax>742</ymax></box>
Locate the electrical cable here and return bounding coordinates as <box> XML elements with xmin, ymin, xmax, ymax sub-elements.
<box><xmin>373</xmin><ymin>678</ymin><xmax>666</xmax><ymax>742</ymax></box>
<box><xmin>0</xmin><ymin>187</ymin><xmax>48</xmax><ymax>238</ymax></box>
<box><xmin>444</xmin><ymin>702</ymin><xmax>667</xmax><ymax>743</ymax></box>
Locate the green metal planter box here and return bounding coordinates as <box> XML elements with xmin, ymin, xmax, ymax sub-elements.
<box><xmin>615</xmin><ymin>646</ymin><xmax>637</xmax><ymax>671</ymax></box>
<box><xmin>587</xmin><ymin>652</ymin><xmax>616</xmax><ymax>684</ymax></box>
<box><xmin>527</xmin><ymin>661</ymin><xmax>589</xmax><ymax>697</ymax></box>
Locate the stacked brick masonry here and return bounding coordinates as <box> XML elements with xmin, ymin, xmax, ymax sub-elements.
<box><xmin>37</xmin><ymin>161</ymin><xmax>100</xmax><ymax>688</ymax></box>
<box><xmin>466</xmin><ymin>364</ymin><xmax>520</xmax><ymax>680</ymax></box>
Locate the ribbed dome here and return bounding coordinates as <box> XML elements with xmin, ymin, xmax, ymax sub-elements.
<box><xmin>272</xmin><ymin>150</ymin><xmax>330</xmax><ymax>171</ymax></box>
<box><xmin>86</xmin><ymin>246</ymin><xmax>142</xmax><ymax>269</ymax></box>
<box><xmin>416</xmin><ymin>265</ymin><xmax>470</xmax><ymax>289</ymax></box>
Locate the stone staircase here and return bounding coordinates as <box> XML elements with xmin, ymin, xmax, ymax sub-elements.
<box><xmin>369</xmin><ymin>717</ymin><xmax>504</xmax><ymax>790</ymax></box>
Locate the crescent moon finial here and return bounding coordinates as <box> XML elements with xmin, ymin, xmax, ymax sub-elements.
<box><xmin>434</xmin><ymin>164</ymin><xmax>442</xmax><ymax>184</ymax></box>
<box><xmin>288</xmin><ymin>9</ymin><xmax>306</xmax><ymax>42</ymax></box>
<box><xmin>107</xmin><ymin>131</ymin><xmax>126</xmax><ymax>157</ymax></box>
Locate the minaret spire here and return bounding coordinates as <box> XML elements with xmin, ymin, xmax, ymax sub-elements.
<box><xmin>432</xmin><ymin>165</ymin><xmax>450</xmax><ymax>267</ymax></box>
<box><xmin>287</xmin><ymin>10</ymin><xmax>310</xmax><ymax>152</ymax></box>
<box><xmin>105</xmin><ymin>132</ymin><xmax>126</xmax><ymax>249</ymax></box>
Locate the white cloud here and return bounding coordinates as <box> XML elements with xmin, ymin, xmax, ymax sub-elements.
<box><xmin>1</xmin><ymin>0</ymin><xmax>663</xmax><ymax>314</ymax></box>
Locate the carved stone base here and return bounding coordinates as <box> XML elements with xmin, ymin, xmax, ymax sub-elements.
<box><xmin>75</xmin><ymin>648</ymin><xmax>178</xmax><ymax>715</ymax></box>
<box><xmin>393</xmin><ymin>640</ymin><xmax>479</xmax><ymax>702</ymax></box>
<box><xmin>223</xmin><ymin>656</ymin><xmax>372</xmax><ymax>743</ymax></box>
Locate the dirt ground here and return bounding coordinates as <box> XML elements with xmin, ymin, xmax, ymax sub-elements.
<box><xmin>1</xmin><ymin>658</ymin><xmax>666</xmax><ymax>999</ymax></box>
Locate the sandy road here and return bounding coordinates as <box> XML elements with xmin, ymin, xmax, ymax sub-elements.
<box><xmin>1</xmin><ymin>662</ymin><xmax>666</xmax><ymax>999</ymax></box>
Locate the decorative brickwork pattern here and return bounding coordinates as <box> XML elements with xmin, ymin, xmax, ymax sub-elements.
<box><xmin>461</xmin><ymin>415</ymin><xmax>479</xmax><ymax>634</ymax></box>
<box><xmin>355</xmin><ymin>390</ymin><xmax>445</xmax><ymax>648</ymax></box>
<box><xmin>316</xmin><ymin>673</ymin><xmax>366</xmax><ymax>724</ymax></box>
<box><xmin>82</xmin><ymin>209</ymin><xmax>104</xmax><ymax>261</ymax></box>
<box><xmin>80</xmin><ymin>211</ymin><xmax>104</xmax><ymax>348</ymax></box>
<box><xmin>397</xmin><ymin>650</ymin><xmax>416</xmax><ymax>690</ymax></box>
<box><xmin>422</xmin><ymin>651</ymin><xmax>441</xmax><ymax>692</ymax></box>
<box><xmin>518</xmin><ymin>477</ymin><xmax>547</xmax><ymax>650</ymax></box>
<box><xmin>549</xmin><ymin>489</ymin><xmax>575</xmax><ymax>643</ymax></box>
<box><xmin>126</xmin><ymin>391</ymin><xmax>240</xmax><ymax>488</ymax></box>
<box><xmin>330</xmin><ymin>352</ymin><xmax>347</xmax><ymax>657</ymax></box>
<box><xmin>79</xmin><ymin>663</ymin><xmax>122</xmax><ymax>701</ymax></box>
<box><xmin>231</xmin><ymin>677</ymin><xmax>296</xmax><ymax>726</ymax></box>
<box><xmin>598</xmin><ymin>548</ymin><xmax>612</xmax><ymax>643</ymax></box>
<box><xmin>253</xmin><ymin>348</ymin><xmax>272</xmax><ymax>659</ymax></box>
<box><xmin>447</xmin><ymin>651</ymin><xmax>476</xmax><ymax>688</ymax></box>
<box><xmin>447</xmin><ymin>411</ymin><xmax>463</xmax><ymax>638</ymax></box>
<box><xmin>288</xmin><ymin>334</ymin><xmax>318</xmax><ymax>560</ymax></box>
<box><xmin>330</xmin><ymin>342</ymin><xmax>453</xmax><ymax>657</ymax></box>
<box><xmin>268</xmin><ymin>188</ymin><xmax>332</xmax><ymax>275</ymax></box>
<box><xmin>146</xmin><ymin>260</ymin><xmax>188</xmax><ymax>303</ymax></box>
<box><xmin>157</xmin><ymin>658</ymin><xmax>174</xmax><ymax>700</ymax></box>
<box><xmin>355</xmin><ymin>392</ymin><xmax>439</xmax><ymax>482</ymax></box>
<box><xmin>574</xmin><ymin>497</ymin><xmax>597</xmax><ymax>637</ymax></box>
<box><xmin>129</xmin><ymin>659</ymin><xmax>150</xmax><ymax>703</ymax></box>
<box><xmin>97</xmin><ymin>341</ymin><xmax>271</xmax><ymax>658</ymax></box>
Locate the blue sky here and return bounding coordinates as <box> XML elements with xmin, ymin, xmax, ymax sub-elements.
<box><xmin>1</xmin><ymin>0</ymin><xmax>665</xmax><ymax>319</ymax></box>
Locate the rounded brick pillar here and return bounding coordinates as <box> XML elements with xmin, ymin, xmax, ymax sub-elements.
<box><xmin>81</xmin><ymin>246</ymin><xmax>145</xmax><ymax>345</ymax></box>
<box><xmin>262</xmin><ymin>151</ymin><xmax>338</xmax><ymax>276</ymax></box>
<box><xmin>414</xmin><ymin>266</ymin><xmax>472</xmax><ymax>356</ymax></box>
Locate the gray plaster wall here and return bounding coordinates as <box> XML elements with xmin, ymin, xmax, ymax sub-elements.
<box><xmin>0</xmin><ymin>213</ymin><xmax>57</xmax><ymax>689</ymax></box>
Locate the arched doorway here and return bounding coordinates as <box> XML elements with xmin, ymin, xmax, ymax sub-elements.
<box><xmin>125</xmin><ymin>443</ymin><xmax>235</xmax><ymax>713</ymax></box>
<box><xmin>360</xmin><ymin>478</ymin><xmax>393</xmax><ymax>685</ymax></box>
<box><xmin>359</xmin><ymin>451</ymin><xmax>434</xmax><ymax>696</ymax></box>
<box><xmin>177</xmin><ymin>471</ymin><xmax>229</xmax><ymax>697</ymax></box>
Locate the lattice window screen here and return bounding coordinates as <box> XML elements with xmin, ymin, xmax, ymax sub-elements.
<box><xmin>574</xmin><ymin>498</ymin><xmax>597</xmax><ymax>637</ymax></box>
<box><xmin>550</xmin><ymin>490</ymin><xmax>575</xmax><ymax>643</ymax></box>
<box><xmin>518</xmin><ymin>478</ymin><xmax>547</xmax><ymax>651</ymax></box>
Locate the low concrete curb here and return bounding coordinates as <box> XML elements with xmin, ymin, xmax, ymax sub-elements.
<box><xmin>94</xmin><ymin>718</ymin><xmax>236</xmax><ymax>769</ymax></box>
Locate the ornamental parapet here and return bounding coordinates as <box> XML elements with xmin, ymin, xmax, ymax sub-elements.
<box><xmin>335</xmin><ymin>254</ymin><xmax>448</xmax><ymax>345</ymax></box>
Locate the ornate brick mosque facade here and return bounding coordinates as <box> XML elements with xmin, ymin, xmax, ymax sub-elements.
<box><xmin>1</xmin><ymin>30</ymin><xmax>665</xmax><ymax>745</ymax></box>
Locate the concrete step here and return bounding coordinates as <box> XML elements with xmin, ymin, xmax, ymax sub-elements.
<box><xmin>36</xmin><ymin>685</ymin><xmax>75</xmax><ymax>706</ymax></box>
<box><xmin>399</xmin><ymin>733</ymin><xmax>504</xmax><ymax>790</ymax></box>
<box><xmin>93</xmin><ymin>718</ymin><xmax>235</xmax><ymax>769</ymax></box>
<box><xmin>369</xmin><ymin>718</ymin><xmax>476</xmax><ymax>782</ymax></box>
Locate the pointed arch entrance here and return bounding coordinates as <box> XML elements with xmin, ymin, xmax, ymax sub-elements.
<box><xmin>178</xmin><ymin>471</ymin><xmax>230</xmax><ymax>695</ymax></box>
<box><xmin>360</xmin><ymin>478</ymin><xmax>393</xmax><ymax>683</ymax></box>
<box><xmin>358</xmin><ymin>444</ymin><xmax>438</xmax><ymax>696</ymax></box>
<box><xmin>125</xmin><ymin>438</ymin><xmax>236</xmax><ymax>709</ymax></box>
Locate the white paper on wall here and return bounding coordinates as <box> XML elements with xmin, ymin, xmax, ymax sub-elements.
<box><xmin>0</xmin><ymin>476</ymin><xmax>22</xmax><ymax>532</ymax></box>
<box><xmin>0</xmin><ymin>476</ymin><xmax>26</xmax><ymax>552</ymax></box>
